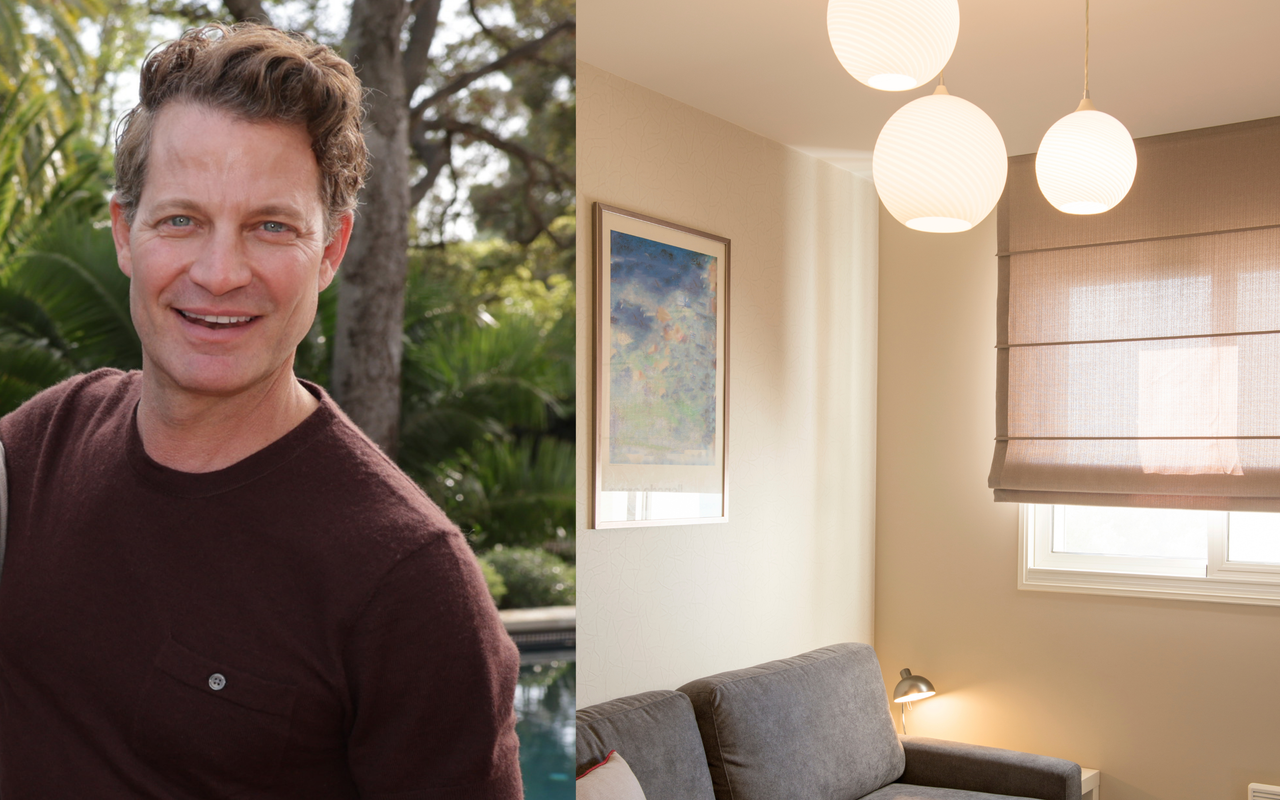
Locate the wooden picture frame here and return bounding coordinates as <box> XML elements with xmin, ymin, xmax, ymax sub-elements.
<box><xmin>592</xmin><ymin>203</ymin><xmax>730</xmax><ymax>528</ymax></box>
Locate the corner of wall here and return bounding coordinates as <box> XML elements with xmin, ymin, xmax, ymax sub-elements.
<box><xmin>576</xmin><ymin>63</ymin><xmax>880</xmax><ymax>707</ymax></box>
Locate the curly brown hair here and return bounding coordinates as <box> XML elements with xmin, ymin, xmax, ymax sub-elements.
<box><xmin>114</xmin><ymin>23</ymin><xmax>368</xmax><ymax>239</ymax></box>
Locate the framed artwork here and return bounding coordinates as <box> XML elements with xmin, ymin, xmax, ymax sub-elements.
<box><xmin>592</xmin><ymin>203</ymin><xmax>730</xmax><ymax>528</ymax></box>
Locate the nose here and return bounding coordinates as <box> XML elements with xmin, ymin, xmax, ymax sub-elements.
<box><xmin>187</xmin><ymin>226</ymin><xmax>252</xmax><ymax>295</ymax></box>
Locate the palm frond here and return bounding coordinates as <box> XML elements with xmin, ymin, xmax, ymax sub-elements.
<box><xmin>429</xmin><ymin>437</ymin><xmax>576</xmax><ymax>549</ymax></box>
<box><xmin>0</xmin><ymin>281</ymin><xmax>72</xmax><ymax>352</ymax></box>
<box><xmin>398</xmin><ymin>312</ymin><xmax>573</xmax><ymax>473</ymax></box>
<box><xmin>0</xmin><ymin>337</ymin><xmax>77</xmax><ymax>414</ymax></box>
<box><xmin>12</xmin><ymin>219</ymin><xmax>140</xmax><ymax>371</ymax></box>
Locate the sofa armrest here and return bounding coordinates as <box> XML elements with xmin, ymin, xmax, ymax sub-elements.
<box><xmin>898</xmin><ymin>736</ymin><xmax>1081</xmax><ymax>800</ymax></box>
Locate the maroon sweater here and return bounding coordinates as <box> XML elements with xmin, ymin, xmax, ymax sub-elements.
<box><xmin>0</xmin><ymin>370</ymin><xmax>522</xmax><ymax>798</ymax></box>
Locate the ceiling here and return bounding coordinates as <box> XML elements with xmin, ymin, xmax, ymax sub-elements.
<box><xmin>578</xmin><ymin>0</ymin><xmax>1280</xmax><ymax>173</ymax></box>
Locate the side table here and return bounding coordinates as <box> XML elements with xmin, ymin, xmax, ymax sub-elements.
<box><xmin>1081</xmin><ymin>767</ymin><xmax>1100</xmax><ymax>800</ymax></box>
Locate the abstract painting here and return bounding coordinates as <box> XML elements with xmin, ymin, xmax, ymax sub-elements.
<box><xmin>593</xmin><ymin>203</ymin><xmax>730</xmax><ymax>528</ymax></box>
<box><xmin>608</xmin><ymin>230</ymin><xmax>717</xmax><ymax>466</ymax></box>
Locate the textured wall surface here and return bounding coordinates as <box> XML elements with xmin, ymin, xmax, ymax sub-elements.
<box><xmin>576</xmin><ymin>62</ymin><xmax>880</xmax><ymax>707</ymax></box>
<box><xmin>875</xmin><ymin>211</ymin><xmax>1280</xmax><ymax>800</ymax></box>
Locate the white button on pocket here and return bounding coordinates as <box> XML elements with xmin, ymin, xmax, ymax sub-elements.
<box><xmin>133</xmin><ymin>639</ymin><xmax>296</xmax><ymax>790</ymax></box>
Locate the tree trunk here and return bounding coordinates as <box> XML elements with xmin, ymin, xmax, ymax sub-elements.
<box><xmin>333</xmin><ymin>0</ymin><xmax>411</xmax><ymax>454</ymax></box>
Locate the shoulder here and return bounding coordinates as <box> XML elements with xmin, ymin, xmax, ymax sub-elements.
<box><xmin>289</xmin><ymin>382</ymin><xmax>471</xmax><ymax>578</ymax></box>
<box><xmin>1</xmin><ymin>368</ymin><xmax>134</xmax><ymax>428</ymax></box>
<box><xmin>308</xmin><ymin>385</ymin><xmax>456</xmax><ymax>533</ymax></box>
<box><xmin>297</xmin><ymin>389</ymin><xmax>510</xmax><ymax>664</ymax></box>
<box><xmin>0</xmin><ymin>369</ymin><xmax>137</xmax><ymax>459</ymax></box>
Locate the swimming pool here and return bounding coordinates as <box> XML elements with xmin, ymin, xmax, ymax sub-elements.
<box><xmin>515</xmin><ymin>657</ymin><xmax>575</xmax><ymax>799</ymax></box>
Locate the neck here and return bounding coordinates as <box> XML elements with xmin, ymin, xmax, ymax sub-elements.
<box><xmin>136</xmin><ymin>364</ymin><xmax>319</xmax><ymax>473</ymax></box>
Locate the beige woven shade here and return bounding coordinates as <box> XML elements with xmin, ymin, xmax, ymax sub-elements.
<box><xmin>990</xmin><ymin>116</ymin><xmax>1280</xmax><ymax>511</ymax></box>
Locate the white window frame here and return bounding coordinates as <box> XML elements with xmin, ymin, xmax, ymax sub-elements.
<box><xmin>1019</xmin><ymin>504</ymin><xmax>1280</xmax><ymax>607</ymax></box>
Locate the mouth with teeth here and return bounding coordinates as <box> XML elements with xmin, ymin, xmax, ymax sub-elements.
<box><xmin>177</xmin><ymin>310</ymin><xmax>258</xmax><ymax>329</ymax></box>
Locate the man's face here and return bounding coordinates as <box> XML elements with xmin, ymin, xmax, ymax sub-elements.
<box><xmin>111</xmin><ymin>102</ymin><xmax>351</xmax><ymax>400</ymax></box>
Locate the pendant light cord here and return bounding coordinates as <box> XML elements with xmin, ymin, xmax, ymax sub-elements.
<box><xmin>1083</xmin><ymin>0</ymin><xmax>1090</xmax><ymax>99</ymax></box>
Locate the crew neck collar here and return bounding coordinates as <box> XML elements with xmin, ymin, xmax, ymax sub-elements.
<box><xmin>125</xmin><ymin>378</ymin><xmax>335</xmax><ymax>498</ymax></box>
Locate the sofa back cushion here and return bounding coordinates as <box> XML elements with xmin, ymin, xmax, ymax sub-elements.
<box><xmin>678</xmin><ymin>643</ymin><xmax>906</xmax><ymax>800</ymax></box>
<box><xmin>577</xmin><ymin>690</ymin><xmax>718</xmax><ymax>800</ymax></box>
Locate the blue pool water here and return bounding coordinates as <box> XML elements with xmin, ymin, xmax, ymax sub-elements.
<box><xmin>515</xmin><ymin>657</ymin><xmax>575</xmax><ymax>799</ymax></box>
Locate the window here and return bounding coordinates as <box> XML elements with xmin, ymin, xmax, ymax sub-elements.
<box><xmin>994</xmin><ymin>118</ymin><xmax>1280</xmax><ymax>604</ymax></box>
<box><xmin>1021</xmin><ymin>505</ymin><xmax>1280</xmax><ymax>605</ymax></box>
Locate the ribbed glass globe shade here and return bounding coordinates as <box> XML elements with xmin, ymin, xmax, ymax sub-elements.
<box><xmin>873</xmin><ymin>86</ymin><xmax>1008</xmax><ymax>233</ymax></box>
<box><xmin>1036</xmin><ymin>100</ymin><xmax>1137</xmax><ymax>214</ymax></box>
<box><xmin>827</xmin><ymin>0</ymin><xmax>959</xmax><ymax>91</ymax></box>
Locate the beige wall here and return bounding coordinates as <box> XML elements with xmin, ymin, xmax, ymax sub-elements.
<box><xmin>576</xmin><ymin>62</ymin><xmax>880</xmax><ymax>707</ymax></box>
<box><xmin>875</xmin><ymin>211</ymin><xmax>1280</xmax><ymax>800</ymax></box>
<box><xmin>577</xmin><ymin>54</ymin><xmax>1280</xmax><ymax>800</ymax></box>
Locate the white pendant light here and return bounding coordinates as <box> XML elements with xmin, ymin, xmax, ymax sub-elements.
<box><xmin>1035</xmin><ymin>0</ymin><xmax>1136</xmax><ymax>214</ymax></box>
<box><xmin>873</xmin><ymin>81</ymin><xmax>1008</xmax><ymax>233</ymax></box>
<box><xmin>827</xmin><ymin>0</ymin><xmax>960</xmax><ymax>91</ymax></box>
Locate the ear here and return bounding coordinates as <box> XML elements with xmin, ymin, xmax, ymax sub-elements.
<box><xmin>109</xmin><ymin>196</ymin><xmax>134</xmax><ymax>278</ymax></box>
<box><xmin>318</xmin><ymin>211</ymin><xmax>354</xmax><ymax>291</ymax></box>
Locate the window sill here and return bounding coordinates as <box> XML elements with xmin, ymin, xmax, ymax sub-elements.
<box><xmin>1018</xmin><ymin>506</ymin><xmax>1280</xmax><ymax>607</ymax></box>
<box><xmin>1019</xmin><ymin>565</ymin><xmax>1280</xmax><ymax>607</ymax></box>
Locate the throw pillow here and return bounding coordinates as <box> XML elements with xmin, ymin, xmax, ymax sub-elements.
<box><xmin>576</xmin><ymin>750</ymin><xmax>647</xmax><ymax>800</ymax></box>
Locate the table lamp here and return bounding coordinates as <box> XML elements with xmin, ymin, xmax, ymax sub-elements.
<box><xmin>892</xmin><ymin>668</ymin><xmax>935</xmax><ymax>735</ymax></box>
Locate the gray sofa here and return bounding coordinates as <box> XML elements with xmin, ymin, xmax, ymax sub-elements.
<box><xmin>576</xmin><ymin>643</ymin><xmax>1081</xmax><ymax>800</ymax></box>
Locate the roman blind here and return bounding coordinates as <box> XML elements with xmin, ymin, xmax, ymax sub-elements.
<box><xmin>990</xmin><ymin>116</ymin><xmax>1280</xmax><ymax>511</ymax></box>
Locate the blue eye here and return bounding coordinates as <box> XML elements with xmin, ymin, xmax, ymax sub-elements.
<box><xmin>263</xmin><ymin>221</ymin><xmax>288</xmax><ymax>233</ymax></box>
<box><xmin>169</xmin><ymin>215</ymin><xmax>192</xmax><ymax>227</ymax></box>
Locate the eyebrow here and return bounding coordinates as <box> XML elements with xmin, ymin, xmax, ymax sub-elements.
<box><xmin>148</xmin><ymin>199</ymin><xmax>203</xmax><ymax>216</ymax></box>
<box><xmin>250</xmin><ymin>204</ymin><xmax>310</xmax><ymax>221</ymax></box>
<box><xmin>148</xmin><ymin>199</ymin><xmax>310</xmax><ymax>222</ymax></box>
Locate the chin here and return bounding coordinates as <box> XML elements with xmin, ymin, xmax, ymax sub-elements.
<box><xmin>152</xmin><ymin>355</ymin><xmax>286</xmax><ymax>399</ymax></box>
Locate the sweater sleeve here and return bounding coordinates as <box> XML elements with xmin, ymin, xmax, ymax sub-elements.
<box><xmin>342</xmin><ymin>529</ymin><xmax>522</xmax><ymax>799</ymax></box>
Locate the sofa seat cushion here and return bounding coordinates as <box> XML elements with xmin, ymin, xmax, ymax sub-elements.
<box><xmin>678</xmin><ymin>643</ymin><xmax>905</xmax><ymax>800</ymax></box>
<box><xmin>577</xmin><ymin>690</ymin><xmax>717</xmax><ymax>800</ymax></box>
<box><xmin>864</xmin><ymin>785</ymin><xmax>1033</xmax><ymax>800</ymax></box>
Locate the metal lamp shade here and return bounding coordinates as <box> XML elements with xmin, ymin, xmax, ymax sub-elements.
<box><xmin>893</xmin><ymin>668</ymin><xmax>936</xmax><ymax>703</ymax></box>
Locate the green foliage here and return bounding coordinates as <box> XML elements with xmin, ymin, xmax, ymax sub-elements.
<box><xmin>389</xmin><ymin>213</ymin><xmax>575</xmax><ymax>550</ymax></box>
<box><xmin>414</xmin><ymin>213</ymin><xmax>576</xmax><ymax>330</ymax></box>
<box><xmin>412</xmin><ymin>0</ymin><xmax>575</xmax><ymax>245</ymax></box>
<box><xmin>478</xmin><ymin>556</ymin><xmax>508</xmax><ymax>606</ymax></box>
<box><xmin>10</xmin><ymin>220</ymin><xmax>139</xmax><ymax>366</ymax></box>
<box><xmin>0</xmin><ymin>0</ymin><xmax>132</xmax><ymax>268</ymax></box>
<box><xmin>397</xmin><ymin>305</ymin><xmax>575</xmax><ymax>549</ymax></box>
<box><xmin>480</xmin><ymin>545</ymin><xmax>575</xmax><ymax>610</ymax></box>
<box><xmin>292</xmin><ymin>279</ymin><xmax>339</xmax><ymax>389</ymax></box>
<box><xmin>0</xmin><ymin>218</ymin><xmax>140</xmax><ymax>414</ymax></box>
<box><xmin>467</xmin><ymin>50</ymin><xmax>574</xmax><ymax>245</ymax></box>
<box><xmin>83</xmin><ymin>1</ymin><xmax>175</xmax><ymax>149</ymax></box>
<box><xmin>400</xmin><ymin>315</ymin><xmax>563</xmax><ymax>463</ymax></box>
<box><xmin>466</xmin><ymin>67</ymin><xmax>574</xmax><ymax>245</ymax></box>
<box><xmin>0</xmin><ymin>83</ymin><xmax>105</xmax><ymax>267</ymax></box>
<box><xmin>0</xmin><ymin>0</ymin><xmax>143</xmax><ymax>413</ymax></box>
<box><xmin>0</xmin><ymin>0</ymin><xmax>103</xmax><ymax>119</ymax></box>
<box><xmin>432</xmin><ymin>436</ymin><xmax>575</xmax><ymax>551</ymax></box>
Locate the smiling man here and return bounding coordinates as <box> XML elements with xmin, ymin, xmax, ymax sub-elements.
<box><xmin>0</xmin><ymin>24</ymin><xmax>522</xmax><ymax>798</ymax></box>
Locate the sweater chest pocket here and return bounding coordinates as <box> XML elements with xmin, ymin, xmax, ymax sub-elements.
<box><xmin>131</xmin><ymin>638</ymin><xmax>298</xmax><ymax>793</ymax></box>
